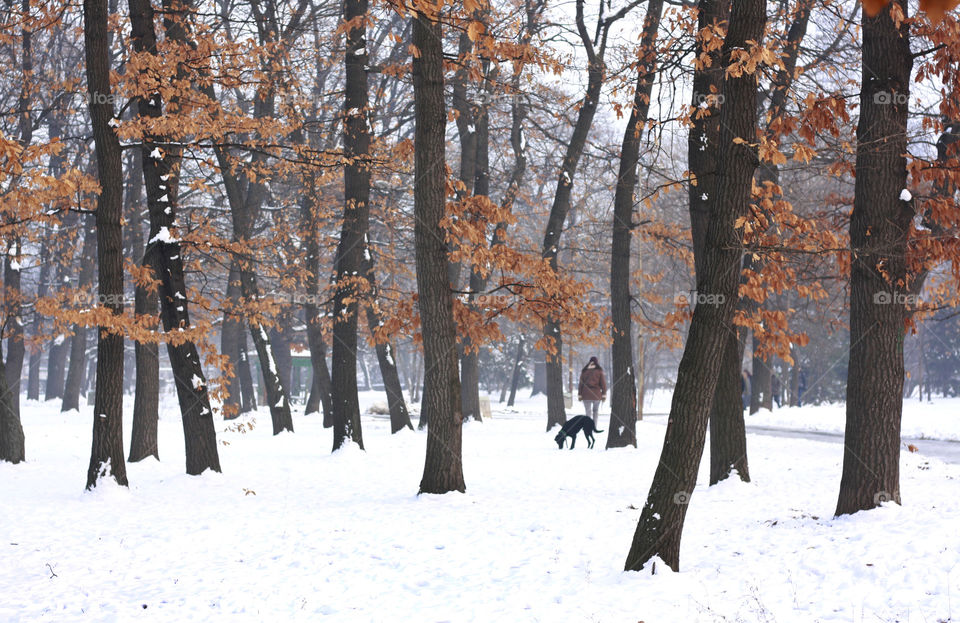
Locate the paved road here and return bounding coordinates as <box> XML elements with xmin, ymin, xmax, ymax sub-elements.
<box><xmin>641</xmin><ymin>413</ymin><xmax>960</xmax><ymax>465</ymax></box>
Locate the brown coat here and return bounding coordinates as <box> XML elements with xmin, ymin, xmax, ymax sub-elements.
<box><xmin>578</xmin><ymin>365</ymin><xmax>607</xmax><ymax>401</ymax></box>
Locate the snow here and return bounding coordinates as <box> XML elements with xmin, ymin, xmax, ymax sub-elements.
<box><xmin>2</xmin><ymin>392</ymin><xmax>960</xmax><ymax>622</ymax></box>
<box><xmin>149</xmin><ymin>147</ymin><xmax>162</xmax><ymax>159</ymax></box>
<box><xmin>900</xmin><ymin>188</ymin><xmax>912</xmax><ymax>201</ymax></box>
<box><xmin>748</xmin><ymin>396</ymin><xmax>960</xmax><ymax>441</ymax></box>
<box><xmin>148</xmin><ymin>227</ymin><xmax>178</xmax><ymax>245</ymax></box>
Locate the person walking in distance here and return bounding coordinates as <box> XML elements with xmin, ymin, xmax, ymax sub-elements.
<box><xmin>578</xmin><ymin>356</ymin><xmax>606</xmax><ymax>426</ymax></box>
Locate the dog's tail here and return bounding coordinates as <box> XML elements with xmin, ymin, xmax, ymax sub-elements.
<box><xmin>594</xmin><ymin>428</ymin><xmax>604</xmax><ymax>433</ymax></box>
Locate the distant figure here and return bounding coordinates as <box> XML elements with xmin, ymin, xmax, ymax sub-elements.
<box><xmin>578</xmin><ymin>356</ymin><xmax>607</xmax><ymax>426</ymax></box>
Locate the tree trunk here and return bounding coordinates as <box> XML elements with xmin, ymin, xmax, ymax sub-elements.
<box><xmin>3</xmin><ymin>0</ymin><xmax>33</xmax><ymax>420</ymax></box>
<box><xmin>709</xmin><ymin>330</ymin><xmax>749</xmax><ymax>483</ymax></box>
<box><xmin>447</xmin><ymin>23</ymin><xmax>478</xmax><ymax>291</ymax></box>
<box><xmin>459</xmin><ymin>45</ymin><xmax>493</xmax><ymax>425</ymax></box>
<box><xmin>220</xmin><ymin>299</ymin><xmax>243</xmax><ymax>420</ymax></box>
<box><xmin>413</xmin><ymin>9</ymin><xmax>465</xmax><ymax>494</ymax></box>
<box><xmin>4</xmin><ymin>253</ymin><xmax>25</xmax><ymax>417</ymax></box>
<box><xmin>300</xmin><ymin>175</ymin><xmax>333</xmax><ymax>424</ymax></box>
<box><xmin>507</xmin><ymin>335</ymin><xmax>525</xmax><ymax>407</ymax></box>
<box><xmin>236</xmin><ymin>327</ymin><xmax>256</xmax><ymax>413</ymax></box>
<box><xmin>131</xmin><ymin>0</ymin><xmax>221</xmax><ymax>473</ymax></box>
<box><xmin>0</xmin><ymin>349</ymin><xmax>24</xmax><ymax>463</ymax></box>
<box><xmin>129</xmin><ymin>249</ymin><xmax>159</xmax><ymax>461</ymax></box>
<box><xmin>45</xmin><ymin>335</ymin><xmax>68</xmax><ymax>401</ymax></box>
<box><xmin>836</xmin><ymin>0</ymin><xmax>912</xmax><ymax>516</ymax></box>
<box><xmin>362</xmin><ymin>269</ymin><xmax>412</xmax><ymax>432</ymax></box>
<box><xmin>625</xmin><ymin>0</ymin><xmax>765</xmax><ymax>571</ymax></box>
<box><xmin>684</xmin><ymin>0</ymin><xmax>750</xmax><ymax>483</ymax></box>
<box><xmin>749</xmin><ymin>344</ymin><xmax>771</xmax><ymax>413</ymax></box>
<box><xmin>607</xmin><ymin>0</ymin><xmax>663</xmax><ymax>449</ymax></box>
<box><xmin>121</xmin><ymin>149</ymin><xmax>144</xmax><ymax>396</ymax></box>
<box><xmin>330</xmin><ymin>0</ymin><xmax>372</xmax><ymax>451</ymax></box>
<box><xmin>365</xmin><ymin>312</ymin><xmax>413</xmax><ymax>433</ymax></box>
<box><xmin>62</xmin><ymin>222</ymin><xmax>97</xmax><ymax>413</ymax></box>
<box><xmin>84</xmin><ymin>0</ymin><xmax>128</xmax><ymax>489</ymax></box>
<box><xmin>271</xmin><ymin>322</ymin><xmax>292</xmax><ymax>398</ymax></box>
<box><xmin>305</xmin><ymin>322</ymin><xmax>333</xmax><ymax>425</ymax></box>
<box><xmin>127</xmin><ymin>130</ymin><xmax>158</xmax><ymax>458</ymax></box>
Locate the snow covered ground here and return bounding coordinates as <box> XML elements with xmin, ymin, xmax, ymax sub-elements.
<box><xmin>643</xmin><ymin>388</ymin><xmax>960</xmax><ymax>441</ymax></box>
<box><xmin>2</xmin><ymin>391</ymin><xmax>960</xmax><ymax>622</ymax></box>
<box><xmin>746</xmin><ymin>397</ymin><xmax>960</xmax><ymax>441</ymax></box>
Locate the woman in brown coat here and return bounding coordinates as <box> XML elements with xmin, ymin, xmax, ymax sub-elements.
<box><xmin>577</xmin><ymin>356</ymin><xmax>607</xmax><ymax>425</ymax></box>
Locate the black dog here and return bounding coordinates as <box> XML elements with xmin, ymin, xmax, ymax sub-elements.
<box><xmin>554</xmin><ymin>415</ymin><xmax>604</xmax><ymax>449</ymax></box>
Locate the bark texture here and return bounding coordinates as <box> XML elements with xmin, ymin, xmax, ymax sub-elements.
<box><xmin>413</xmin><ymin>10</ymin><xmax>465</xmax><ymax>494</ymax></box>
<box><xmin>625</xmin><ymin>0</ymin><xmax>765</xmax><ymax>571</ymax></box>
<box><xmin>0</xmin><ymin>349</ymin><xmax>24</xmax><ymax>463</ymax></box>
<box><xmin>84</xmin><ymin>0</ymin><xmax>128</xmax><ymax>489</ymax></box>
<box><xmin>132</xmin><ymin>0</ymin><xmax>220</xmax><ymax>474</ymax></box>
<box><xmin>836</xmin><ymin>0</ymin><xmax>912</xmax><ymax>516</ymax></box>
<box><xmin>331</xmin><ymin>0</ymin><xmax>372</xmax><ymax>450</ymax></box>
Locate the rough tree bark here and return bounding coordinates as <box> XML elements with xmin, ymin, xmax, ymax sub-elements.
<box><xmin>0</xmin><ymin>348</ymin><xmax>24</xmax><ymax>463</ymax></box>
<box><xmin>125</xmin><ymin>131</ymin><xmax>160</xmax><ymax>461</ymax></box>
<box><xmin>330</xmin><ymin>0</ymin><xmax>374</xmax><ymax>451</ymax></box>
<box><xmin>413</xmin><ymin>8</ymin><xmax>465</xmax><ymax>494</ymax></box>
<box><xmin>835</xmin><ymin>0</ymin><xmax>912</xmax><ymax>516</ymax></box>
<box><xmin>459</xmin><ymin>53</ymin><xmax>491</xmax><ymax>425</ymax></box>
<box><xmin>131</xmin><ymin>0</ymin><xmax>221</xmax><ymax>474</ymax></box>
<box><xmin>84</xmin><ymin>0</ymin><xmax>128</xmax><ymax>489</ymax></box>
<box><xmin>3</xmin><ymin>0</ymin><xmax>32</xmax><ymax>421</ymax></box>
<box><xmin>681</xmin><ymin>0</ymin><xmax>750</xmax><ymax>484</ymax></box>
<box><xmin>624</xmin><ymin>0</ymin><xmax>765</xmax><ymax>571</ymax></box>
<box><xmin>129</xmin><ymin>242</ymin><xmax>159</xmax><ymax>461</ymax></box>
<box><xmin>607</xmin><ymin>0</ymin><xmax>664</xmax><ymax>449</ymax></box>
